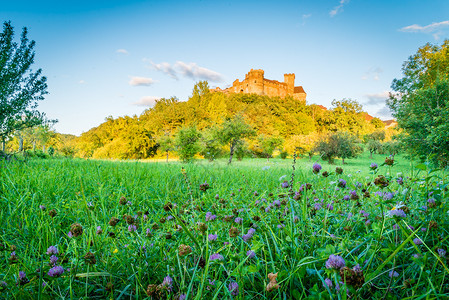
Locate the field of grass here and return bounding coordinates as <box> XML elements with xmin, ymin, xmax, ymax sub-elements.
<box><xmin>0</xmin><ymin>154</ymin><xmax>448</xmax><ymax>299</ymax></box>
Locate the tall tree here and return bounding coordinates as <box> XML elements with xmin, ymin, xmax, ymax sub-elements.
<box><xmin>0</xmin><ymin>21</ymin><xmax>49</xmax><ymax>151</ymax></box>
<box><xmin>215</xmin><ymin>114</ymin><xmax>255</xmax><ymax>164</ymax></box>
<box><xmin>387</xmin><ymin>40</ymin><xmax>449</xmax><ymax>165</ymax></box>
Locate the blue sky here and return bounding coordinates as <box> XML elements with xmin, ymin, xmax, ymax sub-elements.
<box><xmin>2</xmin><ymin>0</ymin><xmax>449</xmax><ymax>135</ymax></box>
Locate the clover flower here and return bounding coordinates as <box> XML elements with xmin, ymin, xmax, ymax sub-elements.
<box><xmin>161</xmin><ymin>275</ymin><xmax>173</xmax><ymax>291</ymax></box>
<box><xmin>246</xmin><ymin>250</ymin><xmax>256</xmax><ymax>258</ymax></box>
<box><xmin>389</xmin><ymin>270</ymin><xmax>399</xmax><ymax>278</ymax></box>
<box><xmin>389</xmin><ymin>208</ymin><xmax>406</xmax><ymax>218</ymax></box>
<box><xmin>128</xmin><ymin>225</ymin><xmax>137</xmax><ymax>232</ymax></box>
<box><xmin>228</xmin><ymin>281</ymin><xmax>239</xmax><ymax>296</ymax></box>
<box><xmin>205</xmin><ymin>212</ymin><xmax>217</xmax><ymax>221</ymax></box>
<box><xmin>312</xmin><ymin>163</ymin><xmax>322</xmax><ymax>174</ymax></box>
<box><xmin>397</xmin><ymin>177</ymin><xmax>404</xmax><ymax>185</ymax></box>
<box><xmin>325</xmin><ymin>254</ymin><xmax>345</xmax><ymax>269</ymax></box>
<box><xmin>50</xmin><ymin>255</ymin><xmax>58</xmax><ymax>265</ymax></box>
<box><xmin>370</xmin><ymin>163</ymin><xmax>378</xmax><ymax>170</ymax></box>
<box><xmin>18</xmin><ymin>271</ymin><xmax>29</xmax><ymax>285</ymax></box>
<box><xmin>234</xmin><ymin>217</ymin><xmax>243</xmax><ymax>224</ymax></box>
<box><xmin>437</xmin><ymin>249</ymin><xmax>446</xmax><ymax>258</ymax></box>
<box><xmin>48</xmin><ymin>265</ymin><xmax>64</xmax><ymax>277</ymax></box>
<box><xmin>338</xmin><ymin>179</ymin><xmax>346</xmax><ymax>188</ymax></box>
<box><xmin>46</xmin><ymin>245</ymin><xmax>58</xmax><ymax>255</ymax></box>
<box><xmin>413</xmin><ymin>238</ymin><xmax>423</xmax><ymax>245</ymax></box>
<box><xmin>210</xmin><ymin>253</ymin><xmax>224</xmax><ymax>261</ymax></box>
<box><xmin>323</xmin><ymin>278</ymin><xmax>333</xmax><ymax>289</ymax></box>
<box><xmin>208</xmin><ymin>234</ymin><xmax>218</xmax><ymax>241</ymax></box>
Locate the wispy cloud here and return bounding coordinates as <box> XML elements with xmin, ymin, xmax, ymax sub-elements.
<box><xmin>302</xmin><ymin>14</ymin><xmax>311</xmax><ymax>25</ymax></box>
<box><xmin>116</xmin><ymin>49</ymin><xmax>129</xmax><ymax>55</ymax></box>
<box><xmin>129</xmin><ymin>76</ymin><xmax>156</xmax><ymax>86</ymax></box>
<box><xmin>133</xmin><ymin>96</ymin><xmax>160</xmax><ymax>107</ymax></box>
<box><xmin>375</xmin><ymin>105</ymin><xmax>393</xmax><ymax>119</ymax></box>
<box><xmin>79</xmin><ymin>80</ymin><xmax>86</xmax><ymax>84</ymax></box>
<box><xmin>364</xmin><ymin>91</ymin><xmax>390</xmax><ymax>105</ymax></box>
<box><xmin>400</xmin><ymin>20</ymin><xmax>449</xmax><ymax>40</ymax></box>
<box><xmin>361</xmin><ymin>67</ymin><xmax>383</xmax><ymax>81</ymax></box>
<box><xmin>330</xmin><ymin>0</ymin><xmax>350</xmax><ymax>17</ymax></box>
<box><xmin>148</xmin><ymin>60</ymin><xmax>224</xmax><ymax>82</ymax></box>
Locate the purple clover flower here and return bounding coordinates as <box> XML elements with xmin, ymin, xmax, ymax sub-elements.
<box><xmin>397</xmin><ymin>177</ymin><xmax>404</xmax><ymax>185</ymax></box>
<box><xmin>246</xmin><ymin>250</ymin><xmax>256</xmax><ymax>258</ymax></box>
<box><xmin>205</xmin><ymin>212</ymin><xmax>217</xmax><ymax>221</ymax></box>
<box><xmin>228</xmin><ymin>281</ymin><xmax>239</xmax><ymax>296</ymax></box>
<box><xmin>39</xmin><ymin>205</ymin><xmax>46</xmax><ymax>210</ymax></box>
<box><xmin>128</xmin><ymin>225</ymin><xmax>137</xmax><ymax>232</ymax></box>
<box><xmin>210</xmin><ymin>253</ymin><xmax>224</xmax><ymax>261</ymax></box>
<box><xmin>325</xmin><ymin>254</ymin><xmax>345</xmax><ymax>269</ymax></box>
<box><xmin>413</xmin><ymin>238</ymin><xmax>423</xmax><ymax>245</ymax></box>
<box><xmin>437</xmin><ymin>249</ymin><xmax>446</xmax><ymax>258</ymax></box>
<box><xmin>50</xmin><ymin>255</ymin><xmax>58</xmax><ymax>265</ymax></box>
<box><xmin>338</xmin><ymin>179</ymin><xmax>346</xmax><ymax>188</ymax></box>
<box><xmin>389</xmin><ymin>270</ymin><xmax>399</xmax><ymax>278</ymax></box>
<box><xmin>48</xmin><ymin>265</ymin><xmax>64</xmax><ymax>277</ymax></box>
<box><xmin>234</xmin><ymin>217</ymin><xmax>243</xmax><ymax>225</ymax></box>
<box><xmin>389</xmin><ymin>209</ymin><xmax>406</xmax><ymax>218</ymax></box>
<box><xmin>161</xmin><ymin>275</ymin><xmax>173</xmax><ymax>291</ymax></box>
<box><xmin>312</xmin><ymin>163</ymin><xmax>322</xmax><ymax>174</ymax></box>
<box><xmin>208</xmin><ymin>234</ymin><xmax>218</xmax><ymax>241</ymax></box>
<box><xmin>46</xmin><ymin>246</ymin><xmax>58</xmax><ymax>255</ymax></box>
<box><xmin>281</xmin><ymin>181</ymin><xmax>289</xmax><ymax>188</ymax></box>
<box><xmin>370</xmin><ymin>163</ymin><xmax>378</xmax><ymax>170</ymax></box>
<box><xmin>323</xmin><ymin>278</ymin><xmax>333</xmax><ymax>289</ymax></box>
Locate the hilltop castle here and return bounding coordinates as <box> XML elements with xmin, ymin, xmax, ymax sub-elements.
<box><xmin>211</xmin><ymin>69</ymin><xmax>306</xmax><ymax>102</ymax></box>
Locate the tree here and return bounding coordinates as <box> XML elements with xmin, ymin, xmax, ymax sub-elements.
<box><xmin>174</xmin><ymin>126</ymin><xmax>201</xmax><ymax>162</ymax></box>
<box><xmin>215</xmin><ymin>114</ymin><xmax>255</xmax><ymax>164</ymax></box>
<box><xmin>314</xmin><ymin>131</ymin><xmax>362</xmax><ymax>164</ymax></box>
<box><xmin>157</xmin><ymin>133</ymin><xmax>174</xmax><ymax>162</ymax></box>
<box><xmin>255</xmin><ymin>134</ymin><xmax>284</xmax><ymax>161</ymax></box>
<box><xmin>370</xmin><ymin>117</ymin><xmax>384</xmax><ymax>128</ymax></box>
<box><xmin>387</xmin><ymin>40</ymin><xmax>449</xmax><ymax>166</ymax></box>
<box><xmin>364</xmin><ymin>130</ymin><xmax>386</xmax><ymax>159</ymax></box>
<box><xmin>0</xmin><ymin>21</ymin><xmax>49</xmax><ymax>151</ymax></box>
<box><xmin>199</xmin><ymin>127</ymin><xmax>223</xmax><ymax>161</ymax></box>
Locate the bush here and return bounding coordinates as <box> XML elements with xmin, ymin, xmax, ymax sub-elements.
<box><xmin>175</xmin><ymin>126</ymin><xmax>201</xmax><ymax>162</ymax></box>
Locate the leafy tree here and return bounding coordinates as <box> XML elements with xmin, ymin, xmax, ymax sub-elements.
<box><xmin>387</xmin><ymin>40</ymin><xmax>449</xmax><ymax>165</ymax></box>
<box><xmin>381</xmin><ymin>140</ymin><xmax>402</xmax><ymax>158</ymax></box>
<box><xmin>199</xmin><ymin>127</ymin><xmax>223</xmax><ymax>161</ymax></box>
<box><xmin>364</xmin><ymin>130</ymin><xmax>386</xmax><ymax>159</ymax></box>
<box><xmin>215</xmin><ymin>115</ymin><xmax>255</xmax><ymax>164</ymax></box>
<box><xmin>370</xmin><ymin>117</ymin><xmax>384</xmax><ymax>128</ymax></box>
<box><xmin>315</xmin><ymin>131</ymin><xmax>362</xmax><ymax>164</ymax></box>
<box><xmin>255</xmin><ymin>134</ymin><xmax>284</xmax><ymax>161</ymax></box>
<box><xmin>284</xmin><ymin>134</ymin><xmax>319</xmax><ymax>160</ymax></box>
<box><xmin>0</xmin><ymin>21</ymin><xmax>49</xmax><ymax>151</ymax></box>
<box><xmin>157</xmin><ymin>133</ymin><xmax>174</xmax><ymax>162</ymax></box>
<box><xmin>174</xmin><ymin>126</ymin><xmax>201</xmax><ymax>162</ymax></box>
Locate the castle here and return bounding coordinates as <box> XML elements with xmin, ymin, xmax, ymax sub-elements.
<box><xmin>211</xmin><ymin>69</ymin><xmax>306</xmax><ymax>102</ymax></box>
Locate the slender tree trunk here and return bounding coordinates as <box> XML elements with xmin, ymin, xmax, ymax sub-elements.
<box><xmin>267</xmin><ymin>154</ymin><xmax>269</xmax><ymax>162</ymax></box>
<box><xmin>370</xmin><ymin>151</ymin><xmax>373</xmax><ymax>159</ymax></box>
<box><xmin>328</xmin><ymin>157</ymin><xmax>332</xmax><ymax>164</ymax></box>
<box><xmin>228</xmin><ymin>143</ymin><xmax>235</xmax><ymax>164</ymax></box>
<box><xmin>42</xmin><ymin>144</ymin><xmax>46</xmax><ymax>153</ymax></box>
<box><xmin>342</xmin><ymin>157</ymin><xmax>345</xmax><ymax>164</ymax></box>
<box><xmin>1</xmin><ymin>139</ymin><xmax>5</xmax><ymax>152</ymax></box>
<box><xmin>19</xmin><ymin>137</ymin><xmax>24</xmax><ymax>152</ymax></box>
<box><xmin>309</xmin><ymin>153</ymin><xmax>312</xmax><ymax>162</ymax></box>
<box><xmin>166</xmin><ymin>150</ymin><xmax>169</xmax><ymax>163</ymax></box>
<box><xmin>33</xmin><ymin>141</ymin><xmax>36</xmax><ymax>151</ymax></box>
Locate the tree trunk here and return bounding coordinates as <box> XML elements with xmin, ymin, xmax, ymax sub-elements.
<box><xmin>19</xmin><ymin>137</ymin><xmax>24</xmax><ymax>152</ymax></box>
<box><xmin>1</xmin><ymin>139</ymin><xmax>5</xmax><ymax>152</ymax></box>
<box><xmin>267</xmin><ymin>154</ymin><xmax>269</xmax><ymax>162</ymax></box>
<box><xmin>42</xmin><ymin>144</ymin><xmax>46</xmax><ymax>153</ymax></box>
<box><xmin>370</xmin><ymin>151</ymin><xmax>373</xmax><ymax>159</ymax></box>
<box><xmin>328</xmin><ymin>157</ymin><xmax>333</xmax><ymax>164</ymax></box>
<box><xmin>166</xmin><ymin>150</ymin><xmax>169</xmax><ymax>163</ymax></box>
<box><xmin>33</xmin><ymin>141</ymin><xmax>36</xmax><ymax>151</ymax></box>
<box><xmin>342</xmin><ymin>157</ymin><xmax>345</xmax><ymax>164</ymax></box>
<box><xmin>309</xmin><ymin>154</ymin><xmax>312</xmax><ymax>162</ymax></box>
<box><xmin>228</xmin><ymin>143</ymin><xmax>235</xmax><ymax>164</ymax></box>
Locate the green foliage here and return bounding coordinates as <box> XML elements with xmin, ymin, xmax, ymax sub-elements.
<box><xmin>254</xmin><ymin>134</ymin><xmax>284</xmax><ymax>160</ymax></box>
<box><xmin>174</xmin><ymin>126</ymin><xmax>201</xmax><ymax>162</ymax></box>
<box><xmin>370</xmin><ymin>117</ymin><xmax>384</xmax><ymax>128</ymax></box>
<box><xmin>0</xmin><ymin>21</ymin><xmax>51</xmax><ymax>144</ymax></box>
<box><xmin>215</xmin><ymin>115</ymin><xmax>255</xmax><ymax>164</ymax></box>
<box><xmin>315</xmin><ymin>131</ymin><xmax>362</xmax><ymax>164</ymax></box>
<box><xmin>199</xmin><ymin>127</ymin><xmax>223</xmax><ymax>161</ymax></box>
<box><xmin>388</xmin><ymin>40</ymin><xmax>449</xmax><ymax>166</ymax></box>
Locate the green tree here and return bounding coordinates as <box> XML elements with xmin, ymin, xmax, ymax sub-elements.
<box><xmin>199</xmin><ymin>127</ymin><xmax>223</xmax><ymax>161</ymax></box>
<box><xmin>0</xmin><ymin>21</ymin><xmax>49</xmax><ymax>152</ymax></box>
<box><xmin>315</xmin><ymin>131</ymin><xmax>362</xmax><ymax>164</ymax></box>
<box><xmin>157</xmin><ymin>133</ymin><xmax>174</xmax><ymax>162</ymax></box>
<box><xmin>370</xmin><ymin>117</ymin><xmax>384</xmax><ymax>128</ymax></box>
<box><xmin>255</xmin><ymin>134</ymin><xmax>284</xmax><ymax>161</ymax></box>
<box><xmin>174</xmin><ymin>126</ymin><xmax>201</xmax><ymax>162</ymax></box>
<box><xmin>364</xmin><ymin>130</ymin><xmax>386</xmax><ymax>159</ymax></box>
<box><xmin>215</xmin><ymin>115</ymin><xmax>255</xmax><ymax>164</ymax></box>
<box><xmin>387</xmin><ymin>40</ymin><xmax>449</xmax><ymax>165</ymax></box>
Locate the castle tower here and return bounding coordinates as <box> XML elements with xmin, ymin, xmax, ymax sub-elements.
<box><xmin>247</xmin><ymin>69</ymin><xmax>264</xmax><ymax>95</ymax></box>
<box><xmin>284</xmin><ymin>73</ymin><xmax>295</xmax><ymax>94</ymax></box>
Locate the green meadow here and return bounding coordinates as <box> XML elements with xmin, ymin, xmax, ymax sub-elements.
<box><xmin>1</xmin><ymin>154</ymin><xmax>448</xmax><ymax>299</ymax></box>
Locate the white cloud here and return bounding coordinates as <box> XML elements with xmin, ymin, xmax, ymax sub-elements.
<box><xmin>302</xmin><ymin>14</ymin><xmax>311</xmax><ymax>25</ymax></box>
<box><xmin>148</xmin><ymin>60</ymin><xmax>224</xmax><ymax>82</ymax></box>
<box><xmin>133</xmin><ymin>96</ymin><xmax>160</xmax><ymax>107</ymax></box>
<box><xmin>375</xmin><ymin>105</ymin><xmax>393</xmax><ymax>119</ymax></box>
<box><xmin>400</xmin><ymin>20</ymin><xmax>449</xmax><ymax>40</ymax></box>
<box><xmin>79</xmin><ymin>80</ymin><xmax>86</xmax><ymax>84</ymax></box>
<box><xmin>116</xmin><ymin>49</ymin><xmax>129</xmax><ymax>55</ymax></box>
<box><xmin>150</xmin><ymin>61</ymin><xmax>178</xmax><ymax>79</ymax></box>
<box><xmin>175</xmin><ymin>61</ymin><xmax>224</xmax><ymax>82</ymax></box>
<box><xmin>364</xmin><ymin>91</ymin><xmax>390</xmax><ymax>105</ymax></box>
<box><xmin>129</xmin><ymin>76</ymin><xmax>156</xmax><ymax>86</ymax></box>
<box><xmin>330</xmin><ymin>0</ymin><xmax>350</xmax><ymax>17</ymax></box>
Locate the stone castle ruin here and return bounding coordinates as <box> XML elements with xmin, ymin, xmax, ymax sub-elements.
<box><xmin>211</xmin><ymin>69</ymin><xmax>306</xmax><ymax>102</ymax></box>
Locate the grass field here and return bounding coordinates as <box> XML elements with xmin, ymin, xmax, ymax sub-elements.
<box><xmin>0</xmin><ymin>154</ymin><xmax>448</xmax><ymax>299</ymax></box>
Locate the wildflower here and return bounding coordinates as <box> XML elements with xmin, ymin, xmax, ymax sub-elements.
<box><xmin>343</xmin><ymin>195</ymin><xmax>350</xmax><ymax>201</ymax></box>
<box><xmin>0</xmin><ymin>281</ymin><xmax>7</xmax><ymax>290</ymax></box>
<box><xmin>207</xmin><ymin>279</ymin><xmax>216</xmax><ymax>290</ymax></box>
<box><xmin>365</xmin><ymin>220</ymin><xmax>371</xmax><ymax>226</ymax></box>
<box><xmin>385</xmin><ymin>156</ymin><xmax>394</xmax><ymax>166</ymax></box>
<box><xmin>84</xmin><ymin>251</ymin><xmax>96</xmax><ymax>265</ymax></box>
<box><xmin>313</xmin><ymin>202</ymin><xmax>322</xmax><ymax>210</ymax></box>
<box><xmin>312</xmin><ymin>163</ymin><xmax>322</xmax><ymax>174</ymax></box>
<box><xmin>281</xmin><ymin>181</ymin><xmax>289</xmax><ymax>188</ymax></box>
<box><xmin>323</xmin><ymin>278</ymin><xmax>333</xmax><ymax>289</ymax></box>
<box><xmin>39</xmin><ymin>205</ymin><xmax>46</xmax><ymax>210</ymax></box>
<box><xmin>18</xmin><ymin>271</ymin><xmax>29</xmax><ymax>285</ymax></box>
<box><xmin>109</xmin><ymin>217</ymin><xmax>120</xmax><ymax>226</ymax></box>
<box><xmin>166</xmin><ymin>215</ymin><xmax>174</xmax><ymax>221</ymax></box>
<box><xmin>338</xmin><ymin>179</ymin><xmax>347</xmax><ymax>188</ymax></box>
<box><xmin>161</xmin><ymin>275</ymin><xmax>173</xmax><ymax>291</ymax></box>
<box><xmin>209</xmin><ymin>253</ymin><xmax>224</xmax><ymax>261</ymax></box>
<box><xmin>48</xmin><ymin>209</ymin><xmax>57</xmax><ymax>218</ymax></box>
<box><xmin>322</xmin><ymin>171</ymin><xmax>329</xmax><ymax>177</ymax></box>
<box><xmin>178</xmin><ymin>244</ymin><xmax>192</xmax><ymax>256</ymax></box>
<box><xmin>370</xmin><ymin>163</ymin><xmax>378</xmax><ymax>170</ymax></box>
<box><xmin>246</xmin><ymin>250</ymin><xmax>256</xmax><ymax>259</ymax></box>
<box><xmin>350</xmin><ymin>190</ymin><xmax>359</xmax><ymax>200</ymax></box>
<box><xmin>273</xmin><ymin>199</ymin><xmax>281</xmax><ymax>207</ymax></box>
<box><xmin>179</xmin><ymin>294</ymin><xmax>187</xmax><ymax>300</ymax></box>
<box><xmin>205</xmin><ymin>212</ymin><xmax>216</xmax><ymax>221</ymax></box>
<box><xmin>437</xmin><ymin>249</ymin><xmax>446</xmax><ymax>258</ymax></box>
<box><xmin>229</xmin><ymin>226</ymin><xmax>240</xmax><ymax>238</ymax></box>
<box><xmin>389</xmin><ymin>208</ymin><xmax>406</xmax><ymax>218</ymax></box>
<box><xmin>325</xmin><ymin>254</ymin><xmax>345</xmax><ymax>269</ymax></box>
<box><xmin>427</xmin><ymin>198</ymin><xmax>436</xmax><ymax>208</ymax></box>
<box><xmin>9</xmin><ymin>251</ymin><xmax>18</xmax><ymax>264</ymax></box>
<box><xmin>266</xmin><ymin>273</ymin><xmax>279</xmax><ymax>292</ymax></box>
<box><xmin>163</xmin><ymin>202</ymin><xmax>173</xmax><ymax>211</ymax></box>
<box><xmin>46</xmin><ymin>245</ymin><xmax>58</xmax><ymax>255</ymax></box>
<box><xmin>397</xmin><ymin>177</ymin><xmax>404</xmax><ymax>185</ymax></box>
<box><xmin>197</xmin><ymin>222</ymin><xmax>208</xmax><ymax>234</ymax></box>
<box><xmin>228</xmin><ymin>281</ymin><xmax>239</xmax><ymax>296</ymax></box>
<box><xmin>326</xmin><ymin>203</ymin><xmax>334</xmax><ymax>211</ymax></box>
<box><xmin>383</xmin><ymin>192</ymin><xmax>394</xmax><ymax>200</ymax></box>
<box><xmin>208</xmin><ymin>234</ymin><xmax>218</xmax><ymax>242</ymax></box>
<box><xmin>70</xmin><ymin>223</ymin><xmax>83</xmax><ymax>237</ymax></box>
<box><xmin>413</xmin><ymin>237</ymin><xmax>423</xmax><ymax>245</ymax></box>
<box><xmin>336</xmin><ymin>167</ymin><xmax>343</xmax><ymax>174</ymax></box>
<box><xmin>50</xmin><ymin>255</ymin><xmax>58</xmax><ymax>265</ymax></box>
<box><xmin>374</xmin><ymin>175</ymin><xmax>389</xmax><ymax>188</ymax></box>
<box><xmin>389</xmin><ymin>270</ymin><xmax>399</xmax><ymax>278</ymax></box>
<box><xmin>128</xmin><ymin>225</ymin><xmax>137</xmax><ymax>233</ymax></box>
<box><xmin>48</xmin><ymin>265</ymin><xmax>64</xmax><ymax>277</ymax></box>
<box><xmin>199</xmin><ymin>181</ymin><xmax>210</xmax><ymax>191</ymax></box>
<box><xmin>113</xmin><ymin>249</ymin><xmax>118</xmax><ymax>254</ymax></box>
<box><xmin>234</xmin><ymin>217</ymin><xmax>243</xmax><ymax>224</ymax></box>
